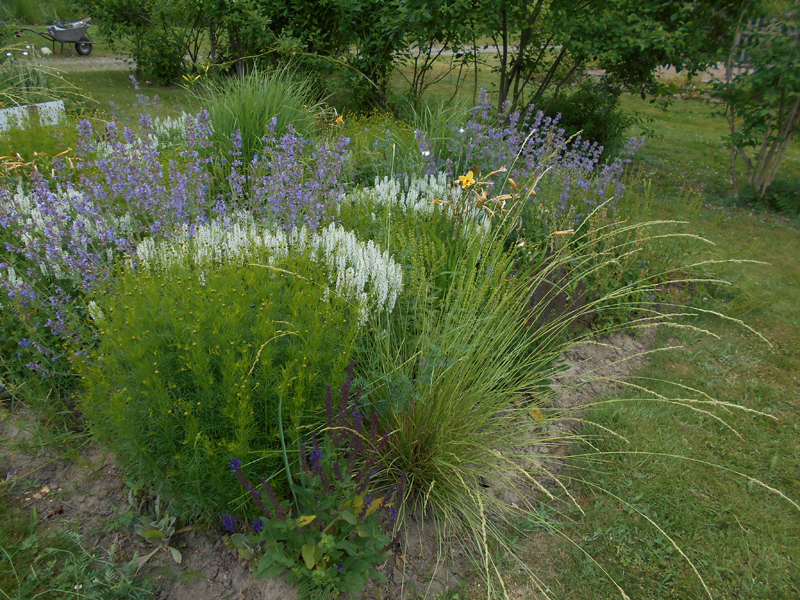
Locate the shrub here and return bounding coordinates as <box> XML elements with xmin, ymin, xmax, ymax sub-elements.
<box><xmin>80</xmin><ymin>216</ymin><xmax>403</xmax><ymax>518</ymax></box>
<box><xmin>543</xmin><ymin>79</ymin><xmax>633</xmax><ymax>159</ymax></box>
<box><xmin>134</xmin><ymin>28</ymin><xmax>185</xmax><ymax>86</ymax></box>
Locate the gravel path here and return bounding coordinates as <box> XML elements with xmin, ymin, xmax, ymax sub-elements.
<box><xmin>43</xmin><ymin>55</ymin><xmax>135</xmax><ymax>72</ymax></box>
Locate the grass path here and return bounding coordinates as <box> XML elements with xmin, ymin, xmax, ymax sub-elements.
<box><xmin>507</xmin><ymin>98</ymin><xmax>800</xmax><ymax>600</ymax></box>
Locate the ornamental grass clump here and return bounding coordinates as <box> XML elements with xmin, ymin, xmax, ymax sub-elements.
<box><xmin>224</xmin><ymin>366</ymin><xmax>405</xmax><ymax>599</ymax></box>
<box><xmin>0</xmin><ymin>45</ymin><xmax>59</xmax><ymax>107</ymax></box>
<box><xmin>194</xmin><ymin>67</ymin><xmax>326</xmax><ymax>164</ymax></box>
<box><xmin>355</xmin><ymin>173</ymin><xmax>774</xmax><ymax>596</ymax></box>
<box><xmin>80</xmin><ymin>218</ymin><xmax>403</xmax><ymax>518</ymax></box>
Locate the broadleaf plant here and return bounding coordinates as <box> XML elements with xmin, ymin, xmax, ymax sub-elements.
<box><xmin>225</xmin><ymin>363</ymin><xmax>404</xmax><ymax>599</ymax></box>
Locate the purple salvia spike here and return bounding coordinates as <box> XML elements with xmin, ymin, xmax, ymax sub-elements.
<box><xmin>262</xmin><ymin>478</ymin><xmax>286</xmax><ymax>520</ymax></box>
<box><xmin>369</xmin><ymin>412</ymin><xmax>379</xmax><ymax>444</ymax></box>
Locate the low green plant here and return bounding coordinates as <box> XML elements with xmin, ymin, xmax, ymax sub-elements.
<box><xmin>129</xmin><ymin>496</ymin><xmax>191</xmax><ymax>571</ymax></box>
<box><xmin>0</xmin><ymin>487</ymin><xmax>150</xmax><ymax>600</ymax></box>
<box><xmin>225</xmin><ymin>366</ymin><xmax>404</xmax><ymax>599</ymax></box>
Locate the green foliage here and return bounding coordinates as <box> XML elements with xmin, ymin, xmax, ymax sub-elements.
<box><xmin>712</xmin><ymin>1</ymin><xmax>800</xmax><ymax>200</ymax></box>
<box><xmin>129</xmin><ymin>496</ymin><xmax>189</xmax><ymax>570</ymax></box>
<box><xmin>226</xmin><ymin>381</ymin><xmax>402</xmax><ymax>599</ymax></box>
<box><xmin>544</xmin><ymin>80</ymin><xmax>633</xmax><ymax>159</ymax></box>
<box><xmin>77</xmin><ymin>0</ymin><xmax>208</xmax><ymax>84</ymax></box>
<box><xmin>0</xmin><ymin>0</ymin><xmax>80</xmax><ymax>25</ymax></box>
<box><xmin>352</xmin><ymin>214</ymin><xmax>563</xmax><ymax>593</ymax></box>
<box><xmin>402</xmin><ymin>98</ymin><xmax>470</xmax><ymax>167</ymax></box>
<box><xmin>337</xmin><ymin>110</ymin><xmax>425</xmax><ymax>185</ymax></box>
<box><xmin>470</xmin><ymin>0</ymin><xmax>739</xmax><ymax>111</ymax></box>
<box><xmin>80</xmin><ymin>250</ymin><xmax>359</xmax><ymax>519</ymax></box>
<box><xmin>193</xmin><ymin>67</ymin><xmax>325</xmax><ymax>163</ymax></box>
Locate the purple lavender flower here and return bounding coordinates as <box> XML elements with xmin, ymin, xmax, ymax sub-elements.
<box><xmin>417</xmin><ymin>89</ymin><xmax>643</xmax><ymax>215</ymax></box>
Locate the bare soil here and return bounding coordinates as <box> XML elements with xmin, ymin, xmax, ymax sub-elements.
<box><xmin>0</xmin><ymin>329</ymin><xmax>660</xmax><ymax>599</ymax></box>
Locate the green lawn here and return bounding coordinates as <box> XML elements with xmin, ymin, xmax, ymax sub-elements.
<box><xmin>60</xmin><ymin>70</ymin><xmax>191</xmax><ymax>120</ymax></box>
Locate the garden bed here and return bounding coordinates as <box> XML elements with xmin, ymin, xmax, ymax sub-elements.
<box><xmin>0</xmin><ymin>329</ymin><xmax>659</xmax><ymax>600</ymax></box>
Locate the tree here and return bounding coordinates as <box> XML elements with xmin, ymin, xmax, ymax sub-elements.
<box><xmin>714</xmin><ymin>1</ymin><xmax>800</xmax><ymax>200</ymax></box>
<box><xmin>78</xmin><ymin>0</ymin><xmax>212</xmax><ymax>84</ymax></box>
<box><xmin>472</xmin><ymin>0</ymin><xmax>743</xmax><ymax>113</ymax></box>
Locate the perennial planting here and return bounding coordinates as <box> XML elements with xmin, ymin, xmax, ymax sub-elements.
<box><xmin>3</xmin><ymin>77</ymin><xmax>769</xmax><ymax>600</ymax></box>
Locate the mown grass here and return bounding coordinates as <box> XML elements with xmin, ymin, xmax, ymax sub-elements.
<box><xmin>59</xmin><ymin>70</ymin><xmax>191</xmax><ymax>120</ymax></box>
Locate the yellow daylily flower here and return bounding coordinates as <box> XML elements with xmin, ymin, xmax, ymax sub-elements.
<box><xmin>457</xmin><ymin>170</ymin><xmax>475</xmax><ymax>188</ymax></box>
<box><xmin>335</xmin><ymin>115</ymin><xmax>344</xmax><ymax>124</ymax></box>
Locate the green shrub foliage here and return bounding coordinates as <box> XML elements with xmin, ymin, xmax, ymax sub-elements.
<box><xmin>544</xmin><ymin>80</ymin><xmax>633</xmax><ymax>159</ymax></box>
<box><xmin>81</xmin><ymin>252</ymin><xmax>360</xmax><ymax>518</ymax></box>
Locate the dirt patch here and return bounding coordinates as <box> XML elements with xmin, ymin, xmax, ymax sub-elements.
<box><xmin>553</xmin><ymin>328</ymin><xmax>664</xmax><ymax>411</ymax></box>
<box><xmin>0</xmin><ymin>330</ymin><xmax>659</xmax><ymax>599</ymax></box>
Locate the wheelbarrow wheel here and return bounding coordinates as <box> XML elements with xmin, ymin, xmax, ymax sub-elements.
<box><xmin>75</xmin><ymin>36</ymin><xmax>92</xmax><ymax>56</ymax></box>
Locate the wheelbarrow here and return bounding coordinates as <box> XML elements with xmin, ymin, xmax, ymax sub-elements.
<box><xmin>16</xmin><ymin>18</ymin><xmax>95</xmax><ymax>56</ymax></box>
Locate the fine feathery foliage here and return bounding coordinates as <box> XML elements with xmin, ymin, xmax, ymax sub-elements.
<box><xmin>79</xmin><ymin>218</ymin><xmax>402</xmax><ymax>519</ymax></box>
